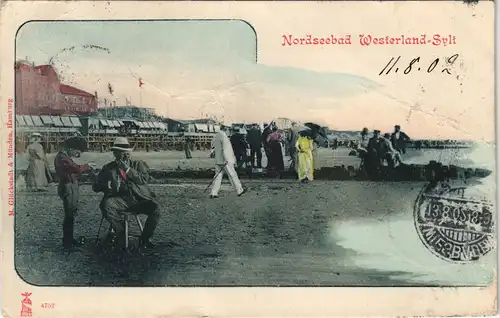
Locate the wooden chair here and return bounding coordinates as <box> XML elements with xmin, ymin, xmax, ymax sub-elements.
<box><xmin>96</xmin><ymin>213</ymin><xmax>144</xmax><ymax>250</ymax></box>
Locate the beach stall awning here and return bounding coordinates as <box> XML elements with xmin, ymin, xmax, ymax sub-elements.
<box><xmin>31</xmin><ymin>116</ymin><xmax>44</xmax><ymax>126</ymax></box>
<box><xmin>117</xmin><ymin>120</ymin><xmax>124</xmax><ymax>126</ymax></box>
<box><xmin>99</xmin><ymin>119</ymin><xmax>110</xmax><ymax>127</ymax></box>
<box><xmin>70</xmin><ymin>116</ymin><xmax>82</xmax><ymax>127</ymax></box>
<box><xmin>136</xmin><ymin>121</ymin><xmax>145</xmax><ymax>128</ymax></box>
<box><xmin>51</xmin><ymin>116</ymin><xmax>64</xmax><ymax>127</ymax></box>
<box><xmin>113</xmin><ymin>120</ymin><xmax>122</xmax><ymax>127</ymax></box>
<box><xmin>16</xmin><ymin>116</ymin><xmax>26</xmax><ymax>126</ymax></box>
<box><xmin>151</xmin><ymin>122</ymin><xmax>161</xmax><ymax>128</ymax></box>
<box><xmin>23</xmin><ymin>116</ymin><xmax>34</xmax><ymax>126</ymax></box>
<box><xmin>121</xmin><ymin>119</ymin><xmax>138</xmax><ymax>126</ymax></box>
<box><xmin>144</xmin><ymin>122</ymin><xmax>154</xmax><ymax>128</ymax></box>
<box><xmin>105</xmin><ymin>120</ymin><xmax>116</xmax><ymax>127</ymax></box>
<box><xmin>40</xmin><ymin>115</ymin><xmax>54</xmax><ymax>125</ymax></box>
<box><xmin>60</xmin><ymin>116</ymin><xmax>74</xmax><ymax>127</ymax></box>
<box><xmin>195</xmin><ymin>123</ymin><xmax>209</xmax><ymax>131</ymax></box>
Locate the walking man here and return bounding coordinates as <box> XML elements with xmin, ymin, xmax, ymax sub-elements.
<box><xmin>54</xmin><ymin>136</ymin><xmax>90</xmax><ymax>251</ymax></box>
<box><xmin>209</xmin><ymin>125</ymin><xmax>247</xmax><ymax>198</ymax></box>
<box><xmin>93</xmin><ymin>137</ymin><xmax>160</xmax><ymax>249</ymax></box>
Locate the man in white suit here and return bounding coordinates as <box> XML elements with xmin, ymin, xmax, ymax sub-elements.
<box><xmin>209</xmin><ymin>125</ymin><xmax>247</xmax><ymax>198</ymax></box>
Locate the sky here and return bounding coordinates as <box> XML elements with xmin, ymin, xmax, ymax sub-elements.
<box><xmin>16</xmin><ymin>19</ymin><xmax>494</xmax><ymax>141</ymax></box>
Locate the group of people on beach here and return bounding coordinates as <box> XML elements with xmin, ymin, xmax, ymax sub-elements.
<box><xmin>355</xmin><ymin>125</ymin><xmax>411</xmax><ymax>176</ymax></box>
<box><xmin>210</xmin><ymin>121</ymin><xmax>320</xmax><ymax>184</ymax></box>
<box><xmin>23</xmin><ymin>121</ymin><xmax>404</xmax><ymax>252</ymax></box>
<box><xmin>24</xmin><ymin>132</ymin><xmax>160</xmax><ymax>252</ymax></box>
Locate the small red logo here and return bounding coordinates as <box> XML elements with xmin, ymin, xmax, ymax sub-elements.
<box><xmin>20</xmin><ymin>292</ymin><xmax>32</xmax><ymax>317</ymax></box>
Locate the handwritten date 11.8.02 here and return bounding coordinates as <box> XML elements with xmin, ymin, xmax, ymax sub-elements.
<box><xmin>379</xmin><ymin>54</ymin><xmax>459</xmax><ymax>76</ymax></box>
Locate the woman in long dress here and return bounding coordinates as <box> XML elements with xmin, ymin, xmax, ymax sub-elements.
<box><xmin>296</xmin><ymin>131</ymin><xmax>314</xmax><ymax>184</ymax></box>
<box><xmin>25</xmin><ymin>133</ymin><xmax>52</xmax><ymax>191</ymax></box>
<box><xmin>266</xmin><ymin>126</ymin><xmax>285</xmax><ymax>172</ymax></box>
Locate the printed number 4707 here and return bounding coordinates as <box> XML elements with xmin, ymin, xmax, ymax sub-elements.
<box><xmin>41</xmin><ymin>303</ymin><xmax>55</xmax><ymax>309</ymax></box>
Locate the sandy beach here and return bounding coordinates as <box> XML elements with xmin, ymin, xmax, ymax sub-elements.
<box><xmin>15</xmin><ymin>147</ymin><xmax>477</xmax><ymax>173</ymax></box>
<box><xmin>13</xmin><ymin>145</ymin><xmax>495</xmax><ymax>286</ymax></box>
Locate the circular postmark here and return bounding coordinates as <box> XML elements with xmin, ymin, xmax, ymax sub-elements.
<box><xmin>413</xmin><ymin>182</ymin><xmax>495</xmax><ymax>263</ymax></box>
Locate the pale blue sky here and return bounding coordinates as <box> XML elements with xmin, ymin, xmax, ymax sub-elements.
<box><xmin>17</xmin><ymin>20</ymin><xmax>257</xmax><ymax>67</ymax></box>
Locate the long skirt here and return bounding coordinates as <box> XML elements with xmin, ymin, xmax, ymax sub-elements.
<box><xmin>268</xmin><ymin>141</ymin><xmax>285</xmax><ymax>172</ymax></box>
<box><xmin>26</xmin><ymin>159</ymin><xmax>50</xmax><ymax>190</ymax></box>
<box><xmin>298</xmin><ymin>150</ymin><xmax>314</xmax><ymax>181</ymax></box>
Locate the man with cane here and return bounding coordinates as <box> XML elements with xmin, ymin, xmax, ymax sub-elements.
<box><xmin>208</xmin><ymin>124</ymin><xmax>247</xmax><ymax>198</ymax></box>
<box><xmin>54</xmin><ymin>135</ymin><xmax>91</xmax><ymax>252</ymax></box>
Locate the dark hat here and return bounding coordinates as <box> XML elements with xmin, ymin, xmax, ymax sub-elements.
<box><xmin>299</xmin><ymin>129</ymin><xmax>313</xmax><ymax>137</ymax></box>
<box><xmin>383</xmin><ymin>133</ymin><xmax>391</xmax><ymax>138</ymax></box>
<box><xmin>373</xmin><ymin>129</ymin><xmax>381</xmax><ymax>134</ymax></box>
<box><xmin>395</xmin><ymin>125</ymin><xmax>401</xmax><ymax>129</ymax></box>
<box><xmin>361</xmin><ymin>127</ymin><xmax>369</xmax><ymax>134</ymax></box>
<box><xmin>64</xmin><ymin>136</ymin><xmax>87</xmax><ymax>152</ymax></box>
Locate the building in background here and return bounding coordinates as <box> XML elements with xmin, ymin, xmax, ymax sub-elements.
<box><xmin>96</xmin><ymin>106</ymin><xmax>156</xmax><ymax>120</ymax></box>
<box><xmin>15</xmin><ymin>60</ymin><xmax>98</xmax><ymax>116</ymax></box>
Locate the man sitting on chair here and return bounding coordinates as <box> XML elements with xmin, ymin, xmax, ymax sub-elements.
<box><xmin>93</xmin><ymin>137</ymin><xmax>159</xmax><ymax>249</ymax></box>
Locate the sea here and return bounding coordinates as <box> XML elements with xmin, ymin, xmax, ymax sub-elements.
<box><xmin>332</xmin><ymin>141</ymin><xmax>497</xmax><ymax>286</ymax></box>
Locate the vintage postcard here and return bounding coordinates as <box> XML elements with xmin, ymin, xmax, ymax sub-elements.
<box><xmin>1</xmin><ymin>1</ymin><xmax>496</xmax><ymax>317</ymax></box>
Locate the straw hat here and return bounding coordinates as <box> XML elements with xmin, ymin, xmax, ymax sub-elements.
<box><xmin>30</xmin><ymin>132</ymin><xmax>41</xmax><ymax>137</ymax></box>
<box><xmin>110</xmin><ymin>137</ymin><xmax>133</xmax><ymax>151</ymax></box>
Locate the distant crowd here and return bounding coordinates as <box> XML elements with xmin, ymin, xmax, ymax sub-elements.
<box><xmin>353</xmin><ymin>125</ymin><xmax>411</xmax><ymax>178</ymax></box>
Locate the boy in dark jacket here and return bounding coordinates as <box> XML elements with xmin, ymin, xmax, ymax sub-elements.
<box><xmin>54</xmin><ymin>136</ymin><xmax>90</xmax><ymax>251</ymax></box>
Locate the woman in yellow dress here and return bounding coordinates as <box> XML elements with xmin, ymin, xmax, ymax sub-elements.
<box><xmin>295</xmin><ymin>130</ymin><xmax>314</xmax><ymax>184</ymax></box>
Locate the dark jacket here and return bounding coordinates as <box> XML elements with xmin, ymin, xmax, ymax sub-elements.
<box><xmin>391</xmin><ymin>131</ymin><xmax>410</xmax><ymax>151</ymax></box>
<box><xmin>230</xmin><ymin>134</ymin><xmax>247</xmax><ymax>154</ymax></box>
<box><xmin>54</xmin><ymin>151</ymin><xmax>89</xmax><ymax>184</ymax></box>
<box><xmin>367</xmin><ymin>137</ymin><xmax>380</xmax><ymax>155</ymax></box>
<box><xmin>93</xmin><ymin>160</ymin><xmax>155</xmax><ymax>201</ymax></box>
<box><xmin>246</xmin><ymin>127</ymin><xmax>262</xmax><ymax>149</ymax></box>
